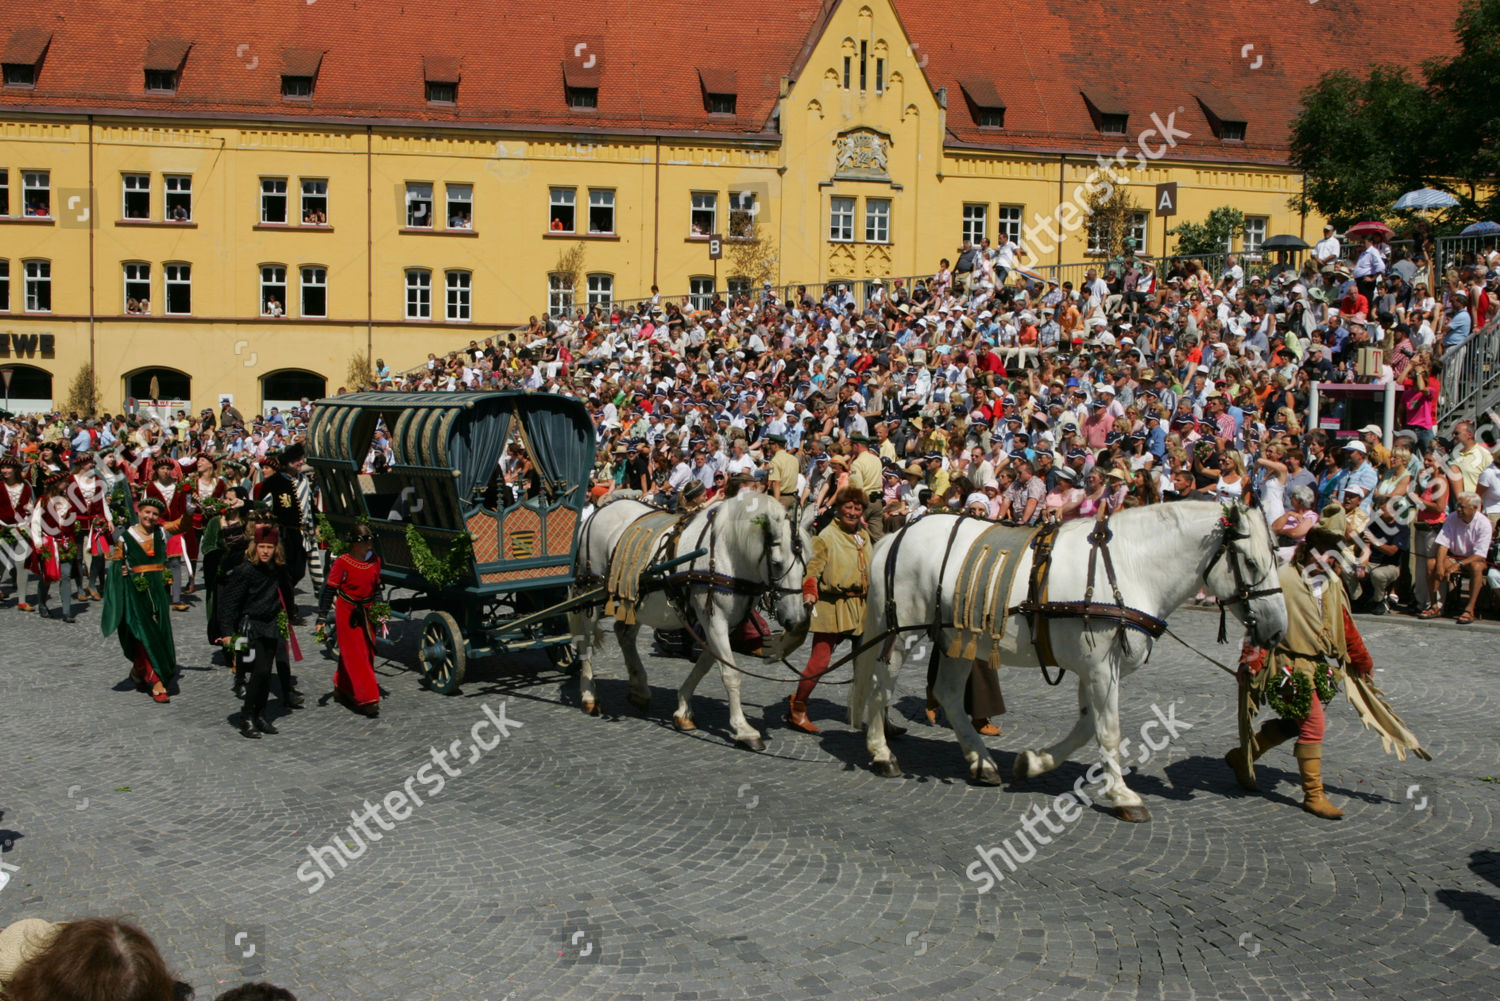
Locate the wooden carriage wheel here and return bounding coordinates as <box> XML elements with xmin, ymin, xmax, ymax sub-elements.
<box><xmin>418</xmin><ymin>610</ymin><xmax>467</xmax><ymax>694</ymax></box>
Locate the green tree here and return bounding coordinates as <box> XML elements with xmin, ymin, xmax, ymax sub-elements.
<box><xmin>1168</xmin><ymin>207</ymin><xmax>1246</xmax><ymax>257</ymax></box>
<box><xmin>1084</xmin><ymin>185</ymin><xmax>1143</xmax><ymax>259</ymax></box>
<box><xmin>65</xmin><ymin>363</ymin><xmax>99</xmax><ymax>416</ymax></box>
<box><xmin>726</xmin><ymin>222</ymin><xmax>780</xmax><ymax>288</ymax></box>
<box><xmin>1422</xmin><ymin>0</ymin><xmax>1500</xmax><ymax>210</ymax></box>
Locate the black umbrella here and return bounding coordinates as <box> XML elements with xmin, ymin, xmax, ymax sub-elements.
<box><xmin>1261</xmin><ymin>234</ymin><xmax>1311</xmax><ymax>250</ymax></box>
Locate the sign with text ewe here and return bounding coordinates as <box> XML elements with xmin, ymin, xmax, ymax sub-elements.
<box><xmin>0</xmin><ymin>333</ymin><xmax>56</xmax><ymax>359</ymax></box>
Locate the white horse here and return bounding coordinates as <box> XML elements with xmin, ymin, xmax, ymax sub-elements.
<box><xmin>569</xmin><ymin>492</ymin><xmax>813</xmax><ymax>750</ymax></box>
<box><xmin>849</xmin><ymin>501</ymin><xmax>1287</xmax><ymax>820</ymax></box>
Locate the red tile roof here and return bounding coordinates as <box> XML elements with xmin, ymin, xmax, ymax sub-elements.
<box><xmin>0</xmin><ymin>0</ymin><xmax>1463</xmax><ymax>161</ymax></box>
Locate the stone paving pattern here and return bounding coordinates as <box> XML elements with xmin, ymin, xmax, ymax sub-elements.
<box><xmin>1</xmin><ymin>590</ymin><xmax>1497</xmax><ymax>1001</ymax></box>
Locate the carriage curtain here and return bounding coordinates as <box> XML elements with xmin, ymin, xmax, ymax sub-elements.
<box><xmin>449</xmin><ymin>408</ymin><xmax>511</xmax><ymax>505</ymax></box>
<box><xmin>520</xmin><ymin>403</ymin><xmax>591</xmax><ymax>505</ymax></box>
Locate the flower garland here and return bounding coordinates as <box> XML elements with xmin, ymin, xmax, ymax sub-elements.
<box><xmin>1266</xmin><ymin>663</ymin><xmax>1339</xmax><ymax>721</ymax></box>
<box><xmin>405</xmin><ymin>525</ymin><xmax>473</xmax><ymax>590</ymax></box>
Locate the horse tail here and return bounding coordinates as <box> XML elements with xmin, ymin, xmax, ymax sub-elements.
<box><xmin>848</xmin><ymin>533</ymin><xmax>895</xmax><ymax>729</ymax></box>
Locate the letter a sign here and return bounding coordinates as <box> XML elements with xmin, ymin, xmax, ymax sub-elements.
<box><xmin>1155</xmin><ymin>182</ymin><xmax>1178</xmax><ymax>218</ymax></box>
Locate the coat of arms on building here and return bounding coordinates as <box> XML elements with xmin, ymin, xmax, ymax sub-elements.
<box><xmin>833</xmin><ymin>129</ymin><xmax>891</xmax><ymax>179</ymax></box>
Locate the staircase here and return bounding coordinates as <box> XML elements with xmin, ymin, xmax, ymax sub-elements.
<box><xmin>1436</xmin><ymin>311</ymin><xmax>1500</xmax><ymax>435</ymax></box>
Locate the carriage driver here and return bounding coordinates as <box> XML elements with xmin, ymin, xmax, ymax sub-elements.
<box><xmin>787</xmin><ymin>485</ymin><xmax>905</xmax><ymax>739</ymax></box>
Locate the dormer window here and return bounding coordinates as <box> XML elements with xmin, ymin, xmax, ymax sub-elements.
<box><xmin>423</xmin><ymin>55</ymin><xmax>460</xmax><ymax>105</ymax></box>
<box><xmin>707</xmin><ymin>93</ymin><xmax>736</xmax><ymax>115</ymax></box>
<box><xmin>959</xmin><ymin>78</ymin><xmax>1006</xmax><ymax>130</ymax></box>
<box><xmin>567</xmin><ymin>86</ymin><xmax>597</xmax><ymax>109</ymax></box>
<box><xmin>699</xmin><ymin>68</ymin><xmax>738</xmax><ymax>116</ymax></box>
<box><xmin>1197</xmin><ymin>95</ymin><xmax>1248</xmax><ymax>142</ymax></box>
<box><xmin>1217</xmin><ymin>121</ymin><xmax>1246</xmax><ymax>141</ymax></box>
<box><xmin>1</xmin><ymin>28</ymin><xmax>51</xmax><ymax>89</ymax></box>
<box><xmin>1100</xmin><ymin>114</ymin><xmax>1128</xmax><ymax>134</ymax></box>
<box><xmin>143</xmin><ymin>39</ymin><xmax>191</xmax><ymax>95</ymax></box>
<box><xmin>280</xmin><ymin>48</ymin><xmax>323</xmax><ymax>100</ymax></box>
<box><xmin>1082</xmin><ymin>88</ymin><xmax>1129</xmax><ymax>135</ymax></box>
<box><xmin>562</xmin><ymin>59</ymin><xmax>600</xmax><ymax>111</ymax></box>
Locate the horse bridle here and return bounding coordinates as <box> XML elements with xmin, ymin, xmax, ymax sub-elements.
<box><xmin>1203</xmin><ymin>513</ymin><xmax>1282</xmax><ymax>643</ymax></box>
<box><xmin>757</xmin><ymin>500</ymin><xmax>808</xmax><ymax>624</ymax></box>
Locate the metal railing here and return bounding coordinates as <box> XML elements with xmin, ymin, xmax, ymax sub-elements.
<box><xmin>1436</xmin><ymin>309</ymin><xmax>1500</xmax><ymax>431</ymax></box>
<box><xmin>1435</xmin><ymin>234</ymin><xmax>1497</xmax><ymax>278</ymax></box>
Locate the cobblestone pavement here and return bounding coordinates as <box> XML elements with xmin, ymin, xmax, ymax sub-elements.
<box><xmin>1</xmin><ymin>589</ymin><xmax>1496</xmax><ymax>1001</ymax></box>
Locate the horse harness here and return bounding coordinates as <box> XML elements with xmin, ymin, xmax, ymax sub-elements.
<box><xmin>1201</xmin><ymin>511</ymin><xmax>1284</xmax><ymax>643</ymax></box>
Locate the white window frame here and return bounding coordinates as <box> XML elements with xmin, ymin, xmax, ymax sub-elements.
<box><xmin>260</xmin><ymin>264</ymin><xmax>287</xmax><ymax>316</ymax></box>
<box><xmin>997</xmin><ymin>205</ymin><xmax>1023</xmax><ymax>245</ymax></box>
<box><xmin>445</xmin><ymin>269</ymin><xmax>472</xmax><ymax>321</ymax></box>
<box><xmin>865</xmin><ymin>197</ymin><xmax>890</xmax><ymax>244</ymax></box>
<box><xmin>0</xmin><ymin>258</ymin><xmax>9</xmax><ymax>311</ymax></box>
<box><xmin>550</xmin><ymin>187</ymin><xmax>576</xmax><ymax>233</ymax></box>
<box><xmin>122</xmin><ymin>173</ymin><xmax>151</xmax><ymax>220</ymax></box>
<box><xmin>405</xmin><ymin>268</ymin><xmax>432</xmax><ymax>319</ymax></box>
<box><xmin>405</xmin><ymin>182</ymin><xmax>433</xmax><ymax>228</ymax></box>
<box><xmin>587</xmin><ymin>189</ymin><xmax>615</xmax><ymax>235</ymax></box>
<box><xmin>586</xmin><ymin>273</ymin><xmax>613</xmax><ymax>309</ymax></box>
<box><xmin>689</xmin><ymin>276</ymin><xmax>714</xmax><ymax>310</ymax></box>
<box><xmin>548</xmin><ymin>273</ymin><xmax>574</xmax><ymax>316</ymax></box>
<box><xmin>22</xmin><ymin>170</ymin><xmax>49</xmax><ymax>217</ymax></box>
<box><xmin>1087</xmin><ymin>216</ymin><xmax>1109</xmax><ymax>255</ymax></box>
<box><xmin>300</xmin><ymin>265</ymin><xmax>327</xmax><ymax>318</ymax></box>
<box><xmin>22</xmin><ymin>259</ymin><xmax>49</xmax><ymax>313</ymax></box>
<box><xmin>445</xmin><ymin>183</ymin><xmax>472</xmax><ymax>230</ymax></box>
<box><xmin>962</xmin><ymin>203</ymin><xmax>987</xmax><ymax>245</ymax></box>
<box><xmin>726</xmin><ymin>275</ymin><xmax>752</xmax><ymax>298</ymax></box>
<box><xmin>260</xmin><ymin>177</ymin><xmax>288</xmax><ymax>224</ymax></box>
<box><xmin>123</xmin><ymin>261</ymin><xmax>150</xmax><ymax>312</ymax></box>
<box><xmin>301</xmin><ymin>178</ymin><xmax>328</xmax><ymax>225</ymax></box>
<box><xmin>1243</xmin><ymin>216</ymin><xmax>1267</xmax><ymax>257</ymax></box>
<box><xmin>728</xmin><ymin>190</ymin><xmax>757</xmax><ymax>237</ymax></box>
<box><xmin>164</xmin><ymin>263</ymin><xmax>192</xmax><ymax>315</ymax></box>
<box><xmin>163</xmin><ymin>174</ymin><xmax>192</xmax><ymax>222</ymax></box>
<box><xmin>1128</xmin><ymin>212</ymin><xmax>1148</xmax><ymax>255</ymax></box>
<box><xmin>690</xmin><ymin>191</ymin><xmax>716</xmax><ymax>235</ymax></box>
<box><xmin>829</xmin><ymin>196</ymin><xmax>855</xmax><ymax>242</ymax></box>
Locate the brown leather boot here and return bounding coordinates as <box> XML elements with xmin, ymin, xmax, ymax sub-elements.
<box><xmin>786</xmin><ymin>696</ymin><xmax>819</xmax><ymax>734</ymax></box>
<box><xmin>1294</xmin><ymin>743</ymin><xmax>1344</xmax><ymax>819</ymax></box>
<box><xmin>1224</xmin><ymin>719</ymin><xmax>1297</xmax><ymax>791</ymax></box>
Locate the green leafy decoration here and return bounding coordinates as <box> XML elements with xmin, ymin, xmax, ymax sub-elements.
<box><xmin>317</xmin><ymin>514</ymin><xmax>348</xmax><ymax>557</ymax></box>
<box><xmin>405</xmin><ymin>525</ymin><xmax>473</xmax><ymax>590</ymax></box>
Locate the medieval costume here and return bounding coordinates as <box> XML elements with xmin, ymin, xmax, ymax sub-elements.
<box><xmin>26</xmin><ymin>475</ymin><xmax>79</xmax><ymax>622</ymax></box>
<box><xmin>200</xmin><ymin>490</ymin><xmax>250</xmax><ymax>645</ymax></box>
<box><xmin>1226</xmin><ymin>503</ymin><xmax>1430</xmax><ymax>818</ymax></box>
<box><xmin>257</xmin><ymin>447</ymin><xmax>310</xmax><ymax>593</ymax></box>
<box><xmin>0</xmin><ymin>456</ymin><xmax>34</xmax><ymax>606</ymax></box>
<box><xmin>185</xmin><ymin>455</ymin><xmax>226</xmax><ymax>593</ymax></box>
<box><xmin>143</xmin><ymin>465</ymin><xmax>191</xmax><ymax>611</ymax></box>
<box><xmin>218</xmin><ymin>523</ymin><xmax>304</xmax><ymax>737</ymax></box>
<box><xmin>67</xmin><ymin>453</ymin><xmax>114</xmax><ymax>601</ymax></box>
<box><xmin>317</xmin><ymin>524</ymin><xmax>384</xmax><ymax>717</ymax></box>
<box><xmin>100</xmin><ymin>495</ymin><xmax>177</xmax><ymax>702</ymax></box>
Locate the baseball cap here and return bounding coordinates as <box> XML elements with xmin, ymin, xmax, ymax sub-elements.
<box><xmin>1341</xmin><ymin>440</ymin><xmax>1367</xmax><ymax>453</ymax></box>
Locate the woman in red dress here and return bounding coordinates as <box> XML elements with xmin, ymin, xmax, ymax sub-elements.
<box><xmin>317</xmin><ymin>523</ymin><xmax>384</xmax><ymax>716</ymax></box>
<box><xmin>185</xmin><ymin>453</ymin><xmax>226</xmax><ymax>594</ymax></box>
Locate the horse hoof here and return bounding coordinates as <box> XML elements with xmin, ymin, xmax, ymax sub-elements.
<box><xmin>581</xmin><ymin>700</ymin><xmax>601</xmax><ymax>717</ymax></box>
<box><xmin>672</xmin><ymin>714</ymin><xmax>696</xmax><ymax>732</ymax></box>
<box><xmin>1113</xmin><ymin>804</ymin><xmax>1152</xmax><ymax>823</ymax></box>
<box><xmin>872</xmin><ymin>758</ymin><xmax>902</xmax><ymax>778</ymax></box>
<box><xmin>626</xmin><ymin>693</ymin><xmax>651</xmax><ymax>714</ymax></box>
<box><xmin>1012</xmin><ymin>752</ymin><xmax>1035</xmax><ymax>782</ymax></box>
<box><xmin>971</xmin><ymin>763</ymin><xmax>1004</xmax><ymax>786</ymax></box>
<box><xmin>737</xmin><ymin>735</ymin><xmax>766</xmax><ymax>752</ymax></box>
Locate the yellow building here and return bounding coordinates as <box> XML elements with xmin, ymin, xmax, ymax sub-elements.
<box><xmin>0</xmin><ymin>0</ymin><xmax>1456</xmax><ymax>414</ymax></box>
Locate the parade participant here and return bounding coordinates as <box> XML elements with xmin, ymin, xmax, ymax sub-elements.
<box><xmin>143</xmin><ymin>458</ymin><xmax>192</xmax><ymax>612</ymax></box>
<box><xmin>317</xmin><ymin>523</ymin><xmax>385</xmax><ymax>717</ymax></box>
<box><xmin>258</xmin><ymin>445</ymin><xmax>311</xmax><ymax>598</ymax></box>
<box><xmin>1225</xmin><ymin>503</ymin><xmax>1425</xmax><ymax>818</ymax></box>
<box><xmin>100</xmin><ymin>494</ymin><xmax>177</xmax><ymax>702</ymax></box>
<box><xmin>28</xmin><ymin>440</ymin><xmax>62</xmax><ymax>491</ymax></box>
<box><xmin>0</xmin><ymin>455</ymin><xmax>34</xmax><ymax>606</ymax></box>
<box><xmin>200</xmin><ymin>485</ymin><xmax>250</xmax><ymax>646</ymax></box>
<box><xmin>217</xmin><ymin>522</ymin><xmax>304</xmax><ymax>738</ymax></box>
<box><xmin>25</xmin><ymin>474</ymin><xmax>79</xmax><ymax>623</ymax></box>
<box><xmin>185</xmin><ymin>453</ymin><xmax>227</xmax><ymax>594</ymax></box>
<box><xmin>67</xmin><ymin>451</ymin><xmax>114</xmax><ymax>602</ymax></box>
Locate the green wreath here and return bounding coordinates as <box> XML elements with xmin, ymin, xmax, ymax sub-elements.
<box><xmin>316</xmin><ymin>514</ymin><xmax>348</xmax><ymax>556</ymax></box>
<box><xmin>1267</xmin><ymin>664</ymin><xmax>1339</xmax><ymax>721</ymax></box>
<box><xmin>405</xmin><ymin>525</ymin><xmax>473</xmax><ymax>590</ymax></box>
<box><xmin>275</xmin><ymin>610</ymin><xmax>290</xmax><ymax>639</ymax></box>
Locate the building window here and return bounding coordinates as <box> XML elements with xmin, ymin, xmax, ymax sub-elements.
<box><xmin>281</xmin><ymin>75</ymin><xmax>313</xmax><ymax>99</ymax></box>
<box><xmin>865</xmin><ymin>198</ymin><xmax>890</xmax><ymax>244</ymax></box>
<box><xmin>0</xmin><ymin>170</ymin><xmax>8</xmax><ymax>215</ymax></box>
<box><xmin>301</xmin><ymin>266</ymin><xmax>327</xmax><ymax>317</ymax></box>
<box><xmin>962</xmin><ymin>203</ymin><xmax>987</xmax><ymax>245</ymax></box>
<box><xmin>728</xmin><ymin>190</ymin><xmax>757</xmax><ymax>237</ymax></box>
<box><xmin>1087</xmin><ymin>218</ymin><xmax>1109</xmax><ymax>255</ymax></box>
<box><xmin>144</xmin><ymin>69</ymin><xmax>177</xmax><ymax>93</ymax></box>
<box><xmin>1244</xmin><ymin>216</ymin><xmax>1267</xmax><ymax>256</ymax></box>
<box><xmin>446</xmin><ymin>183</ymin><xmax>472</xmax><ymax>229</ymax></box>
<box><xmin>829</xmin><ymin>196</ymin><xmax>855</xmax><ymax>242</ymax></box>
<box><xmin>23</xmin><ymin>260</ymin><xmax>49</xmax><ymax>312</ymax></box>
<box><xmin>859</xmin><ymin>41</ymin><xmax>867</xmax><ymax>91</ymax></box>
<box><xmin>1128</xmin><ymin>212</ymin><xmax>1147</xmax><ymax>254</ymax></box>
<box><xmin>998</xmin><ymin>205</ymin><xmax>1023</xmax><ymax>245</ymax></box>
<box><xmin>301</xmin><ymin>179</ymin><xmax>327</xmax><ymax>224</ymax></box>
<box><xmin>549</xmin><ymin>187</ymin><xmax>576</xmax><ymax>232</ymax></box>
<box><xmin>122</xmin><ymin>173</ymin><xmax>150</xmax><ymax>219</ymax></box>
<box><xmin>22</xmin><ymin>170</ymin><xmax>49</xmax><ymax>216</ymax></box>
<box><xmin>586</xmin><ymin>273</ymin><xmax>613</xmax><ymax>309</ymax></box>
<box><xmin>567</xmin><ymin>86</ymin><xmax>597</xmax><ymax>109</ymax></box>
<box><xmin>425</xmin><ymin>81</ymin><xmax>456</xmax><ymax>104</ymax></box>
<box><xmin>3</xmin><ymin>63</ymin><xmax>37</xmax><ymax>88</ymax></box>
<box><xmin>260</xmin><ymin>265</ymin><xmax>287</xmax><ymax>316</ymax></box>
<box><xmin>260</xmin><ymin>178</ymin><xmax>288</xmax><ymax>224</ymax></box>
<box><xmin>842</xmin><ymin>56</ymin><xmax>851</xmax><ymax>90</ymax></box>
<box><xmin>690</xmin><ymin>192</ymin><xmax>716</xmax><ymax>235</ymax></box>
<box><xmin>875</xmin><ymin>58</ymin><xmax>884</xmax><ymax>94</ymax></box>
<box><xmin>445</xmin><ymin>270</ymin><xmax>471</xmax><ymax>321</ymax></box>
<box><xmin>164</xmin><ymin>175</ymin><xmax>191</xmax><ymax>222</ymax></box>
<box><xmin>689</xmin><ymin>276</ymin><xmax>713</xmax><ymax>310</ymax></box>
<box><xmin>726</xmin><ymin>275</ymin><xmax>751</xmax><ymax>298</ymax></box>
<box><xmin>548</xmin><ymin>273</ymin><xmax>574</xmax><ymax>316</ymax></box>
<box><xmin>123</xmin><ymin>262</ymin><xmax>151</xmax><ymax>313</ymax></box>
<box><xmin>977</xmin><ymin>107</ymin><xmax>1005</xmax><ymax>128</ymax></box>
<box><xmin>707</xmin><ymin>93</ymin><xmax>736</xmax><ymax>115</ymax></box>
<box><xmin>0</xmin><ymin>259</ymin><xmax>8</xmax><ymax>310</ymax></box>
<box><xmin>161</xmin><ymin>263</ymin><xmax>189</xmax><ymax>314</ymax></box>
<box><xmin>1099</xmin><ymin>113</ymin><xmax>1128</xmax><ymax>135</ymax></box>
<box><xmin>405</xmin><ymin>268</ymin><xmax>431</xmax><ymax>319</ymax></box>
<box><xmin>1217</xmin><ymin>120</ymin><xmax>1247</xmax><ymax>142</ymax></box>
<box><xmin>406</xmin><ymin>183</ymin><xmax>433</xmax><ymax>228</ymax></box>
<box><xmin>588</xmin><ymin>189</ymin><xmax>615</xmax><ymax>234</ymax></box>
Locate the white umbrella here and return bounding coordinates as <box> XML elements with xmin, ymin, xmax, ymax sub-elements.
<box><xmin>1392</xmin><ymin>188</ymin><xmax>1459</xmax><ymax>211</ymax></box>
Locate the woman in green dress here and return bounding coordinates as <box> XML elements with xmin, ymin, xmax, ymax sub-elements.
<box><xmin>100</xmin><ymin>495</ymin><xmax>178</xmax><ymax>703</ymax></box>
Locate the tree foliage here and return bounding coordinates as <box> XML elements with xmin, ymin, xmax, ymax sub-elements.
<box><xmin>726</xmin><ymin>222</ymin><xmax>780</xmax><ymax>287</ymax></box>
<box><xmin>1169</xmin><ymin>207</ymin><xmax>1246</xmax><ymax>258</ymax></box>
<box><xmin>1084</xmin><ymin>185</ymin><xmax>1143</xmax><ymax>259</ymax></box>
<box><xmin>1288</xmin><ymin>0</ymin><xmax>1500</xmax><ymax>226</ymax></box>
<box><xmin>65</xmin><ymin>363</ymin><xmax>99</xmax><ymax>416</ymax></box>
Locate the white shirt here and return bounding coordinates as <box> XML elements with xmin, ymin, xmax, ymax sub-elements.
<box><xmin>1478</xmin><ymin>465</ymin><xmax>1500</xmax><ymax>516</ymax></box>
<box><xmin>1314</xmin><ymin>235</ymin><xmax>1341</xmax><ymax>265</ymax></box>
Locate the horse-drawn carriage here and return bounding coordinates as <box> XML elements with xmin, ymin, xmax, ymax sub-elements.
<box><xmin>306</xmin><ymin>390</ymin><xmax>605</xmax><ymax>693</ymax></box>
